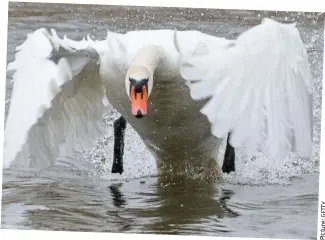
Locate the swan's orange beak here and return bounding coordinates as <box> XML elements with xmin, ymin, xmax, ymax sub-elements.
<box><xmin>130</xmin><ymin>85</ymin><xmax>148</xmax><ymax>118</ymax></box>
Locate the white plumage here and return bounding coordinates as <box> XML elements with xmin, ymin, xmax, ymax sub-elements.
<box><xmin>176</xmin><ymin>18</ymin><xmax>313</xmax><ymax>161</ymax></box>
<box><xmin>4</xmin><ymin>18</ymin><xmax>313</xmax><ymax>174</ymax></box>
<box><xmin>5</xmin><ymin>28</ymin><xmax>108</xmax><ymax>168</ymax></box>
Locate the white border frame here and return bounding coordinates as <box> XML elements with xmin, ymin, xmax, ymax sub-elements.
<box><xmin>0</xmin><ymin>1</ymin><xmax>324</xmax><ymax>240</ymax></box>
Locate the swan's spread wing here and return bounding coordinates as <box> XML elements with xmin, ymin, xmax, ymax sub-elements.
<box><xmin>4</xmin><ymin>28</ymin><xmax>109</xmax><ymax>169</ymax></box>
<box><xmin>177</xmin><ymin>18</ymin><xmax>313</xmax><ymax>160</ymax></box>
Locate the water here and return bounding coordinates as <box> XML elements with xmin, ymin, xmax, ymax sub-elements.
<box><xmin>2</xmin><ymin>2</ymin><xmax>324</xmax><ymax>239</ymax></box>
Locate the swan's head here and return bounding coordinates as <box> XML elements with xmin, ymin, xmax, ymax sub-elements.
<box><xmin>125</xmin><ymin>65</ymin><xmax>153</xmax><ymax>118</ymax></box>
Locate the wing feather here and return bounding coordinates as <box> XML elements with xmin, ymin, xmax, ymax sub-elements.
<box><xmin>177</xmin><ymin>18</ymin><xmax>313</xmax><ymax>161</ymax></box>
<box><xmin>4</xmin><ymin>28</ymin><xmax>109</xmax><ymax>169</ymax></box>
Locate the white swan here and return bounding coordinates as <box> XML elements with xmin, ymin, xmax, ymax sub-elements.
<box><xmin>3</xmin><ymin>18</ymin><xmax>313</xmax><ymax>181</ymax></box>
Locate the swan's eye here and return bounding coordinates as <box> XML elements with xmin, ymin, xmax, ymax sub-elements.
<box><xmin>129</xmin><ymin>78</ymin><xmax>136</xmax><ymax>85</ymax></box>
<box><xmin>141</xmin><ymin>78</ymin><xmax>149</xmax><ymax>85</ymax></box>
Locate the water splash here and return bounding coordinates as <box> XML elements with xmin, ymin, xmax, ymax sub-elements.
<box><xmin>83</xmin><ymin>106</ymin><xmax>157</xmax><ymax>181</ymax></box>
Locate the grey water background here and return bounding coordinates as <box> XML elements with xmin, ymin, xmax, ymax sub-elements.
<box><xmin>1</xmin><ymin>2</ymin><xmax>324</xmax><ymax>239</ymax></box>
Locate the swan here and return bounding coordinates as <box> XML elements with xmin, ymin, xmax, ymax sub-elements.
<box><xmin>3</xmin><ymin>18</ymin><xmax>313</xmax><ymax>181</ymax></box>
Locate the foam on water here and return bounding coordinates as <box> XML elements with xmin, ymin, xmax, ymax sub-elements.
<box><xmin>82</xmin><ymin>107</ymin><xmax>157</xmax><ymax>181</ymax></box>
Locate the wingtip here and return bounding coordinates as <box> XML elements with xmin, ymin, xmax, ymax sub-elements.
<box><xmin>7</xmin><ymin>62</ymin><xmax>16</xmax><ymax>72</ymax></box>
<box><xmin>50</xmin><ymin>28</ymin><xmax>61</xmax><ymax>42</ymax></box>
<box><xmin>86</xmin><ymin>34</ymin><xmax>96</xmax><ymax>46</ymax></box>
<box><xmin>116</xmin><ymin>36</ymin><xmax>126</xmax><ymax>53</ymax></box>
<box><xmin>173</xmin><ymin>29</ymin><xmax>181</xmax><ymax>54</ymax></box>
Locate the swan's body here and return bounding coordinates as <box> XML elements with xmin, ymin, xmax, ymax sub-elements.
<box><xmin>101</xmin><ymin>31</ymin><xmax>226</xmax><ymax>178</ymax></box>
<box><xmin>4</xmin><ymin>18</ymin><xmax>313</xmax><ymax>181</ymax></box>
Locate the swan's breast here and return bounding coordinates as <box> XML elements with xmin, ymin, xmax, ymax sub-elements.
<box><xmin>97</xmin><ymin>30</ymin><xmax>216</xmax><ymax>157</ymax></box>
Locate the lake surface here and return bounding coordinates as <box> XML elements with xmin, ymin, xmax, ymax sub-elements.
<box><xmin>2</xmin><ymin>2</ymin><xmax>324</xmax><ymax>239</ymax></box>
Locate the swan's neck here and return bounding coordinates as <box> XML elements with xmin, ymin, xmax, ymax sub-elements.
<box><xmin>130</xmin><ymin>45</ymin><xmax>162</xmax><ymax>74</ymax></box>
